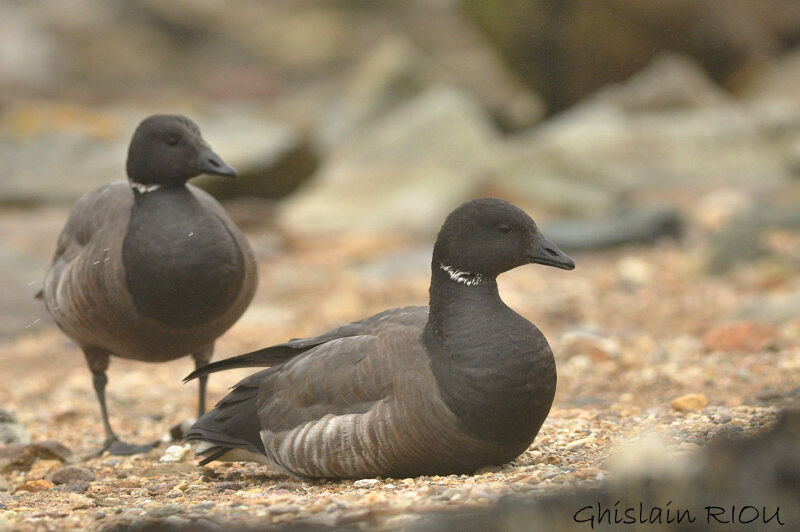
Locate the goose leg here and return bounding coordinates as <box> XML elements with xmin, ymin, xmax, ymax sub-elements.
<box><xmin>192</xmin><ymin>345</ymin><xmax>214</xmax><ymax>417</ymax></box>
<box><xmin>83</xmin><ymin>347</ymin><xmax>153</xmax><ymax>456</ymax></box>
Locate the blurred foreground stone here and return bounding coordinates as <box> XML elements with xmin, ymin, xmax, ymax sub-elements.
<box><xmin>415</xmin><ymin>408</ymin><xmax>800</xmax><ymax>531</ymax></box>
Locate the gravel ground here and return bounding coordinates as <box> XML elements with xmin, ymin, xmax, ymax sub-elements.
<box><xmin>1</xmin><ymin>216</ymin><xmax>799</xmax><ymax>530</ymax></box>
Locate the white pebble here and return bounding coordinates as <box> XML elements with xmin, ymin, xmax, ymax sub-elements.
<box><xmin>160</xmin><ymin>443</ymin><xmax>192</xmax><ymax>463</ymax></box>
<box><xmin>353</xmin><ymin>478</ymin><xmax>380</xmax><ymax>488</ymax></box>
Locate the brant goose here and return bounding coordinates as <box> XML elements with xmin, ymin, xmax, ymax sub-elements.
<box><xmin>42</xmin><ymin>115</ymin><xmax>258</xmax><ymax>455</ymax></box>
<box><xmin>185</xmin><ymin>198</ymin><xmax>573</xmax><ymax>478</ymax></box>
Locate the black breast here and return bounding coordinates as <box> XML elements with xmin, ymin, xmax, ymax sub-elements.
<box><xmin>122</xmin><ymin>187</ymin><xmax>245</xmax><ymax>328</ymax></box>
<box><xmin>425</xmin><ymin>299</ymin><xmax>557</xmax><ymax>450</ymax></box>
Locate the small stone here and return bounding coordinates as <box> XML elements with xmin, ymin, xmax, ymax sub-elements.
<box><xmin>64</xmin><ymin>479</ymin><xmax>91</xmax><ymax>493</ymax></box>
<box><xmin>212</xmin><ymin>481</ymin><xmax>242</xmax><ymax>492</ymax></box>
<box><xmin>160</xmin><ymin>444</ymin><xmax>192</xmax><ymax>463</ymax></box>
<box><xmin>353</xmin><ymin>478</ymin><xmax>380</xmax><ymax>488</ymax></box>
<box><xmin>558</xmin><ymin>330</ymin><xmax>620</xmax><ymax>362</ymax></box>
<box><xmin>15</xmin><ymin>479</ymin><xmax>54</xmax><ymax>493</ymax></box>
<box><xmin>670</xmin><ymin>393</ymin><xmax>709</xmax><ymax>412</ymax></box>
<box><xmin>617</xmin><ymin>256</ymin><xmax>652</xmax><ymax>286</ymax></box>
<box><xmin>168</xmin><ymin>420</ymin><xmax>194</xmax><ymax>441</ymax></box>
<box><xmin>51</xmin><ymin>466</ymin><xmax>96</xmax><ymax>485</ymax></box>
<box><xmin>0</xmin><ymin>491</ymin><xmax>14</xmax><ymax>505</ymax></box>
<box><xmin>473</xmin><ymin>465</ymin><xmax>501</xmax><ymax>475</ymax></box>
<box><xmin>703</xmin><ymin>321</ymin><xmax>778</xmax><ymax>353</ymax></box>
<box><xmin>0</xmin><ymin>410</ymin><xmax>29</xmax><ymax>445</ymax></box>
<box><xmin>26</xmin><ymin>459</ymin><xmax>62</xmax><ymax>480</ymax></box>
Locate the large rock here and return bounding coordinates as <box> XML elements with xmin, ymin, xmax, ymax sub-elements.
<box><xmin>318</xmin><ymin>37</ymin><xmax>432</xmax><ymax>150</ymax></box>
<box><xmin>495</xmin><ymin>96</ymin><xmax>800</xmax><ymax>207</ymax></box>
<box><xmin>0</xmin><ymin>102</ymin><xmax>314</xmax><ymax>205</ymax></box>
<box><xmin>279</xmin><ymin>86</ymin><xmax>503</xmax><ymax>235</ymax></box>
<box><xmin>586</xmin><ymin>54</ymin><xmax>732</xmax><ymax>112</ymax></box>
<box><xmin>463</xmin><ymin>0</ymin><xmax>800</xmax><ymax>113</ymax></box>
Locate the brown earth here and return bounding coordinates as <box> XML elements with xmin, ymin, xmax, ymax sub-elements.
<box><xmin>1</xmin><ymin>213</ymin><xmax>798</xmax><ymax>530</ymax></box>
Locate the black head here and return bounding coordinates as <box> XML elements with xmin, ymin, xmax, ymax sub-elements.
<box><xmin>126</xmin><ymin>114</ymin><xmax>237</xmax><ymax>186</ymax></box>
<box><xmin>433</xmin><ymin>198</ymin><xmax>574</xmax><ymax>279</ymax></box>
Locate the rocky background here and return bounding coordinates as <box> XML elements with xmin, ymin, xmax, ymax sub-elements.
<box><xmin>1</xmin><ymin>1</ymin><xmax>800</xmax><ymax>530</ymax></box>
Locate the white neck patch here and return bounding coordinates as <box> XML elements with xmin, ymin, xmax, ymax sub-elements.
<box><xmin>129</xmin><ymin>181</ymin><xmax>162</xmax><ymax>194</ymax></box>
<box><xmin>440</xmin><ymin>263</ymin><xmax>485</xmax><ymax>286</ymax></box>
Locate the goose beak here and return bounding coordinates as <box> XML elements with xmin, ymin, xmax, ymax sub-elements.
<box><xmin>198</xmin><ymin>147</ymin><xmax>238</xmax><ymax>178</ymax></box>
<box><xmin>527</xmin><ymin>234</ymin><xmax>575</xmax><ymax>270</ymax></box>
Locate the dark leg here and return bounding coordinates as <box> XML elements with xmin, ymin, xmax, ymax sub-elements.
<box><xmin>83</xmin><ymin>347</ymin><xmax>154</xmax><ymax>456</ymax></box>
<box><xmin>192</xmin><ymin>345</ymin><xmax>214</xmax><ymax>418</ymax></box>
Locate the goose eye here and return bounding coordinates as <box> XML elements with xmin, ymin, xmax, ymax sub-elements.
<box><xmin>498</xmin><ymin>223</ymin><xmax>512</xmax><ymax>234</ymax></box>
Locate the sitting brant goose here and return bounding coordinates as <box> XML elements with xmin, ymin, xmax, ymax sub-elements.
<box><xmin>42</xmin><ymin>115</ymin><xmax>258</xmax><ymax>455</ymax></box>
<box><xmin>185</xmin><ymin>198</ymin><xmax>573</xmax><ymax>478</ymax></box>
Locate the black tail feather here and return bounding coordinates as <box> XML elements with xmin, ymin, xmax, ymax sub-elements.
<box><xmin>183</xmin><ymin>344</ymin><xmax>309</xmax><ymax>382</ymax></box>
<box><xmin>198</xmin><ymin>447</ymin><xmax>229</xmax><ymax>466</ymax></box>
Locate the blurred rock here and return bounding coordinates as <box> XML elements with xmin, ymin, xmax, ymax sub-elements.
<box><xmin>160</xmin><ymin>444</ymin><xmax>192</xmax><ymax>464</ymax></box>
<box><xmin>279</xmin><ymin>86</ymin><xmax>501</xmax><ymax>235</ymax></box>
<box><xmin>0</xmin><ymin>3</ymin><xmax>62</xmax><ymax>91</ymax></box>
<box><xmin>168</xmin><ymin>420</ymin><xmax>195</xmax><ymax>442</ymax></box>
<box><xmin>705</xmin><ymin>206</ymin><xmax>800</xmax><ymax>274</ymax></box>
<box><xmin>353</xmin><ymin>478</ymin><xmax>380</xmax><ymax>489</ymax></box>
<box><xmin>738</xmin><ymin>287</ymin><xmax>800</xmax><ymax>325</ymax></box>
<box><xmin>703</xmin><ymin>322</ymin><xmax>779</xmax><ymax>353</ymax></box>
<box><xmin>0</xmin><ymin>102</ymin><xmax>315</xmax><ymax>205</ymax></box>
<box><xmin>416</xmin><ymin>409</ymin><xmax>800</xmax><ymax>530</ymax></box>
<box><xmin>319</xmin><ymin>37</ymin><xmax>431</xmax><ymax>149</ymax></box>
<box><xmin>64</xmin><ymin>479</ymin><xmax>91</xmax><ymax>493</ymax></box>
<box><xmin>506</xmin><ymin>99</ymin><xmax>800</xmax><ymax>201</ymax></box>
<box><xmin>588</xmin><ymin>54</ymin><xmax>731</xmax><ymax>112</ymax></box>
<box><xmin>541</xmin><ymin>208</ymin><xmax>683</xmax><ymax>252</ymax></box>
<box><xmin>0</xmin><ymin>243</ymin><xmax>49</xmax><ymax>339</ymax></box>
<box><xmin>557</xmin><ymin>329</ymin><xmax>620</xmax><ymax>362</ymax></box>
<box><xmin>51</xmin><ymin>466</ymin><xmax>95</xmax><ymax>485</ymax></box>
<box><xmin>192</xmin><ymin>114</ymin><xmax>319</xmax><ymax>200</ymax></box>
<box><xmin>463</xmin><ymin>0</ymin><xmax>800</xmax><ymax>114</ymax></box>
<box><xmin>0</xmin><ymin>410</ymin><xmax>29</xmax><ymax>446</ymax></box>
<box><xmin>616</xmin><ymin>256</ymin><xmax>653</xmax><ymax>287</ymax></box>
<box><xmin>14</xmin><ymin>479</ymin><xmax>53</xmax><ymax>493</ymax></box>
<box><xmin>0</xmin><ymin>441</ymin><xmax>72</xmax><ymax>473</ymax></box>
<box><xmin>671</xmin><ymin>393</ymin><xmax>709</xmax><ymax>412</ymax></box>
<box><xmin>692</xmin><ymin>189</ymin><xmax>754</xmax><ymax>231</ymax></box>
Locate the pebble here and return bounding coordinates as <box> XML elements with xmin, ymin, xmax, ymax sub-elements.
<box><xmin>353</xmin><ymin>478</ymin><xmax>381</xmax><ymax>488</ymax></box>
<box><xmin>64</xmin><ymin>480</ymin><xmax>91</xmax><ymax>493</ymax></box>
<box><xmin>160</xmin><ymin>444</ymin><xmax>192</xmax><ymax>463</ymax></box>
<box><xmin>558</xmin><ymin>330</ymin><xmax>620</xmax><ymax>362</ymax></box>
<box><xmin>703</xmin><ymin>321</ymin><xmax>779</xmax><ymax>353</ymax></box>
<box><xmin>0</xmin><ymin>410</ymin><xmax>30</xmax><ymax>445</ymax></box>
<box><xmin>617</xmin><ymin>256</ymin><xmax>652</xmax><ymax>286</ymax></box>
<box><xmin>15</xmin><ymin>479</ymin><xmax>53</xmax><ymax>493</ymax></box>
<box><xmin>51</xmin><ymin>466</ymin><xmax>96</xmax><ymax>485</ymax></box>
<box><xmin>670</xmin><ymin>393</ymin><xmax>709</xmax><ymax>412</ymax></box>
<box><xmin>212</xmin><ymin>481</ymin><xmax>242</xmax><ymax>492</ymax></box>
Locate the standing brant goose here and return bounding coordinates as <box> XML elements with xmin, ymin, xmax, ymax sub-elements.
<box><xmin>42</xmin><ymin>115</ymin><xmax>258</xmax><ymax>455</ymax></box>
<box><xmin>185</xmin><ymin>198</ymin><xmax>573</xmax><ymax>478</ymax></box>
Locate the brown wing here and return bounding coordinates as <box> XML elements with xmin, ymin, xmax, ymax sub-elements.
<box><xmin>43</xmin><ymin>182</ymin><xmax>135</xmax><ymax>350</ymax></box>
<box><xmin>253</xmin><ymin>306</ymin><xmax>476</xmax><ymax>478</ymax></box>
<box><xmin>43</xmin><ymin>181</ymin><xmax>258</xmax><ymax>359</ymax></box>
